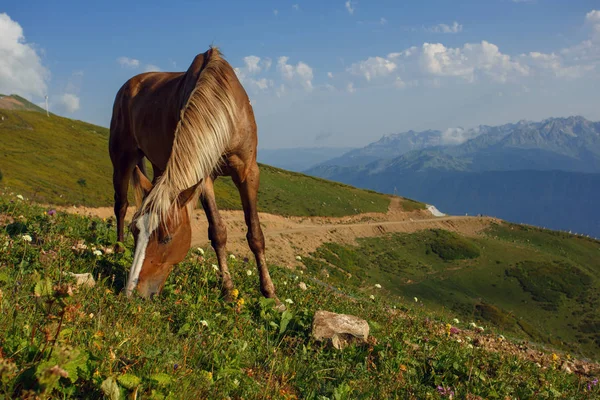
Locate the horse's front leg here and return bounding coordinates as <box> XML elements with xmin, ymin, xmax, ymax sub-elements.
<box><xmin>232</xmin><ymin>162</ymin><xmax>282</xmax><ymax>309</ymax></box>
<box><xmin>200</xmin><ymin>177</ymin><xmax>235</xmax><ymax>300</ymax></box>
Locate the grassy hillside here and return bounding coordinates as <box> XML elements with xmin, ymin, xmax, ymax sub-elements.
<box><xmin>301</xmin><ymin>224</ymin><xmax>600</xmax><ymax>360</ymax></box>
<box><xmin>1</xmin><ymin>194</ymin><xmax>598</xmax><ymax>398</ymax></box>
<box><xmin>0</xmin><ymin>109</ymin><xmax>389</xmax><ymax>216</ymax></box>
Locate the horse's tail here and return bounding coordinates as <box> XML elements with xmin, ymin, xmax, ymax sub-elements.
<box><xmin>141</xmin><ymin>47</ymin><xmax>237</xmax><ymax>231</ymax></box>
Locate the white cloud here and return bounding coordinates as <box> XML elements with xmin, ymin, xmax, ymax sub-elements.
<box><xmin>346</xmin><ymin>82</ymin><xmax>355</xmax><ymax>93</ymax></box>
<box><xmin>144</xmin><ymin>64</ymin><xmax>161</xmax><ymax>72</ymax></box>
<box><xmin>380</xmin><ymin>17</ymin><xmax>387</xmax><ymax>25</ymax></box>
<box><xmin>293</xmin><ymin>4</ymin><xmax>300</xmax><ymax>11</ymax></box>
<box><xmin>426</xmin><ymin>22</ymin><xmax>463</xmax><ymax>34</ymax></box>
<box><xmin>0</xmin><ymin>13</ymin><xmax>49</xmax><ymax>99</ymax></box>
<box><xmin>244</xmin><ymin>56</ymin><xmax>262</xmax><ymax>74</ymax></box>
<box><xmin>117</xmin><ymin>56</ymin><xmax>140</xmax><ymax>68</ymax></box>
<box><xmin>277</xmin><ymin>56</ymin><xmax>314</xmax><ymax>91</ymax></box>
<box><xmin>348</xmin><ymin>56</ymin><xmax>397</xmax><ymax>81</ymax></box>
<box><xmin>345</xmin><ymin>1</ymin><xmax>356</xmax><ymax>15</ymax></box>
<box><xmin>420</xmin><ymin>41</ymin><xmax>529</xmax><ymax>82</ymax></box>
<box><xmin>440</xmin><ymin>127</ymin><xmax>481</xmax><ymax>145</ymax></box>
<box><xmin>327</xmin><ymin>72</ymin><xmax>334</xmax><ymax>78</ymax></box>
<box><xmin>235</xmin><ymin>56</ymin><xmax>276</xmax><ymax>93</ymax></box>
<box><xmin>59</xmin><ymin>93</ymin><xmax>80</xmax><ymax>113</ymax></box>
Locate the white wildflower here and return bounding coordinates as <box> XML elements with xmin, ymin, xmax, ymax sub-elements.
<box><xmin>375</xmin><ymin>284</ymin><xmax>382</xmax><ymax>289</ymax></box>
<box><xmin>298</xmin><ymin>282</ymin><xmax>307</xmax><ymax>291</ymax></box>
<box><xmin>246</xmin><ymin>270</ymin><xmax>252</xmax><ymax>276</ymax></box>
<box><xmin>285</xmin><ymin>298</ymin><xmax>294</xmax><ymax>304</ymax></box>
<box><xmin>212</xmin><ymin>264</ymin><xmax>219</xmax><ymax>271</ymax></box>
<box><xmin>465</xmin><ymin>336</ymin><xmax>472</xmax><ymax>342</ymax></box>
<box><xmin>283</xmin><ymin>281</ymin><xmax>288</xmax><ymax>286</ymax></box>
<box><xmin>414</xmin><ymin>297</ymin><xmax>418</xmax><ymax>302</ymax></box>
<box><xmin>478</xmin><ymin>326</ymin><xmax>485</xmax><ymax>332</ymax></box>
<box><xmin>21</xmin><ymin>234</ymin><xmax>32</xmax><ymax>242</ymax></box>
<box><xmin>470</xmin><ymin>322</ymin><xmax>477</xmax><ymax>328</ymax></box>
<box><xmin>196</xmin><ymin>247</ymin><xmax>205</xmax><ymax>255</ymax></box>
<box><xmin>499</xmin><ymin>334</ymin><xmax>505</xmax><ymax>341</ymax></box>
<box><xmin>200</xmin><ymin>320</ymin><xmax>208</xmax><ymax>327</ymax></box>
<box><xmin>89</xmin><ymin>313</ymin><xmax>94</xmax><ymax>319</ymax></box>
<box><xmin>453</xmin><ymin>318</ymin><xmax>460</xmax><ymax>324</ymax></box>
<box><xmin>295</xmin><ymin>255</ymin><xmax>302</xmax><ymax>261</ymax></box>
<box><xmin>299</xmin><ymin>270</ymin><xmax>303</xmax><ymax>275</ymax></box>
<box><xmin>16</xmin><ymin>194</ymin><xmax>24</xmax><ymax>200</ymax></box>
<box><xmin>233</xmin><ymin>379</ymin><xmax>239</xmax><ymax>386</ymax></box>
<box><xmin>456</xmin><ymin>339</ymin><xmax>462</xmax><ymax>343</ymax></box>
<box><xmin>370</xmin><ymin>295</ymin><xmax>375</xmax><ymax>300</ymax></box>
<box><xmin>93</xmin><ymin>249</ymin><xmax>102</xmax><ymax>256</ymax></box>
<box><xmin>467</xmin><ymin>344</ymin><xmax>474</xmax><ymax>349</ymax></box>
<box><xmin>229</xmin><ymin>254</ymin><xmax>236</xmax><ymax>260</ymax></box>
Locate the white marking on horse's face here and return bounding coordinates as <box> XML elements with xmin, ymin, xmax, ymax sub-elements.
<box><xmin>125</xmin><ymin>214</ymin><xmax>152</xmax><ymax>297</ymax></box>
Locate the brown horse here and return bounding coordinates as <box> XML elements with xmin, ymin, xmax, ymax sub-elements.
<box><xmin>109</xmin><ymin>47</ymin><xmax>280</xmax><ymax>307</ymax></box>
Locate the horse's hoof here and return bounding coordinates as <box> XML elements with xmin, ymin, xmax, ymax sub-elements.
<box><xmin>273</xmin><ymin>299</ymin><xmax>286</xmax><ymax>313</ymax></box>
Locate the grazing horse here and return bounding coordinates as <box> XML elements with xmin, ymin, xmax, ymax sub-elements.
<box><xmin>109</xmin><ymin>47</ymin><xmax>280</xmax><ymax>306</ymax></box>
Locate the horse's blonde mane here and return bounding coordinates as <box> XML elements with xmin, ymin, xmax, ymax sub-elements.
<box><xmin>138</xmin><ymin>48</ymin><xmax>237</xmax><ymax>231</ymax></box>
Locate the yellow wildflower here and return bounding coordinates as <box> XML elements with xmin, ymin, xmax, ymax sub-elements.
<box><xmin>231</xmin><ymin>289</ymin><xmax>239</xmax><ymax>300</ymax></box>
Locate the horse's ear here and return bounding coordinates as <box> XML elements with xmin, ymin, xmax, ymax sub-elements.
<box><xmin>133</xmin><ymin>166</ymin><xmax>153</xmax><ymax>198</ymax></box>
<box><xmin>177</xmin><ymin>181</ymin><xmax>202</xmax><ymax>208</ymax></box>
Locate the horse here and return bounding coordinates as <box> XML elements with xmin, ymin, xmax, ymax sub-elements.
<box><xmin>108</xmin><ymin>47</ymin><xmax>281</xmax><ymax>307</ymax></box>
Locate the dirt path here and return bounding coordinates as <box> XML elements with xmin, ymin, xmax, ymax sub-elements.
<box><xmin>60</xmin><ymin>198</ymin><xmax>500</xmax><ymax>267</ymax></box>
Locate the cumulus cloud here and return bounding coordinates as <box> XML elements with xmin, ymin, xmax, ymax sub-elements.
<box><xmin>234</xmin><ymin>56</ymin><xmax>275</xmax><ymax>93</ymax></box>
<box><xmin>345</xmin><ymin>1</ymin><xmax>356</xmax><ymax>15</ymax></box>
<box><xmin>59</xmin><ymin>93</ymin><xmax>80</xmax><ymax>113</ymax></box>
<box><xmin>144</xmin><ymin>64</ymin><xmax>161</xmax><ymax>72</ymax></box>
<box><xmin>348</xmin><ymin>56</ymin><xmax>397</xmax><ymax>81</ymax></box>
<box><xmin>0</xmin><ymin>13</ymin><xmax>49</xmax><ymax>99</ymax></box>
<box><xmin>277</xmin><ymin>57</ymin><xmax>314</xmax><ymax>91</ymax></box>
<box><xmin>440</xmin><ymin>127</ymin><xmax>482</xmax><ymax>145</ymax></box>
<box><xmin>426</xmin><ymin>22</ymin><xmax>463</xmax><ymax>34</ymax></box>
<box><xmin>327</xmin><ymin>72</ymin><xmax>334</xmax><ymax>78</ymax></box>
<box><xmin>117</xmin><ymin>56</ymin><xmax>140</xmax><ymax>68</ymax></box>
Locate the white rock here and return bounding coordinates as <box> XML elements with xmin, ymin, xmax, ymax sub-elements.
<box><xmin>64</xmin><ymin>272</ymin><xmax>96</xmax><ymax>288</ymax></box>
<box><xmin>312</xmin><ymin>310</ymin><xmax>369</xmax><ymax>350</ymax></box>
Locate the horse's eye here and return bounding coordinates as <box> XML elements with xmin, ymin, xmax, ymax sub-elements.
<box><xmin>160</xmin><ymin>235</ymin><xmax>172</xmax><ymax>245</ymax></box>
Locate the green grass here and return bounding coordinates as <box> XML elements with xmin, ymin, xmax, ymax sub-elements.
<box><xmin>0</xmin><ymin>109</ymin><xmax>389</xmax><ymax>217</ymax></box>
<box><xmin>301</xmin><ymin>225</ymin><xmax>600</xmax><ymax>360</ymax></box>
<box><xmin>1</xmin><ymin>194</ymin><xmax>597</xmax><ymax>399</ymax></box>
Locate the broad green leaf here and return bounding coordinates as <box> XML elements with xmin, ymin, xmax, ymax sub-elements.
<box><xmin>118</xmin><ymin>373</ymin><xmax>141</xmax><ymax>389</ymax></box>
<box><xmin>101</xmin><ymin>376</ymin><xmax>121</xmax><ymax>400</ymax></box>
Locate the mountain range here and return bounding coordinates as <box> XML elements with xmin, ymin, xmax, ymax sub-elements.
<box><xmin>307</xmin><ymin>116</ymin><xmax>600</xmax><ymax>237</ymax></box>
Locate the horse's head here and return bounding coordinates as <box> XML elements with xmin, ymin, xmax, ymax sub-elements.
<box><xmin>125</xmin><ymin>167</ymin><xmax>199</xmax><ymax>298</ymax></box>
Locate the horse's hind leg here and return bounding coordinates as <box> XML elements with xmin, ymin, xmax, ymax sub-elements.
<box><xmin>200</xmin><ymin>177</ymin><xmax>235</xmax><ymax>299</ymax></box>
<box><xmin>232</xmin><ymin>162</ymin><xmax>282</xmax><ymax>308</ymax></box>
<box><xmin>111</xmin><ymin>151</ymin><xmax>139</xmax><ymax>249</ymax></box>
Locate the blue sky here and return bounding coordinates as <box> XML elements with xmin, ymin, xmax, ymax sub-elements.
<box><xmin>1</xmin><ymin>1</ymin><xmax>599</xmax><ymax>148</ymax></box>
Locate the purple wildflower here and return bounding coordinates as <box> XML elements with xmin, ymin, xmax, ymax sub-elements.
<box><xmin>174</xmin><ymin>363</ymin><xmax>179</xmax><ymax>371</ymax></box>
<box><xmin>589</xmin><ymin>378</ymin><xmax>598</xmax><ymax>391</ymax></box>
<box><xmin>436</xmin><ymin>385</ymin><xmax>455</xmax><ymax>397</ymax></box>
<box><xmin>450</xmin><ymin>326</ymin><xmax>461</xmax><ymax>335</ymax></box>
<box><xmin>47</xmin><ymin>209</ymin><xmax>56</xmax><ymax>216</ymax></box>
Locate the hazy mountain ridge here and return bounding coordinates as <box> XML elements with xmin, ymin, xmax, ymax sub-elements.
<box><xmin>307</xmin><ymin>116</ymin><xmax>600</xmax><ymax>237</ymax></box>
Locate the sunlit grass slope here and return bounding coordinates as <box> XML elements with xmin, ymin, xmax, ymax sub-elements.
<box><xmin>0</xmin><ymin>109</ymin><xmax>389</xmax><ymax>216</ymax></box>
<box><xmin>0</xmin><ymin>194</ymin><xmax>597</xmax><ymax>398</ymax></box>
<box><xmin>301</xmin><ymin>225</ymin><xmax>600</xmax><ymax>359</ymax></box>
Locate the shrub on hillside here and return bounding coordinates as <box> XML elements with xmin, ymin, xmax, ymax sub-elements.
<box><xmin>505</xmin><ymin>260</ymin><xmax>592</xmax><ymax>310</ymax></box>
<box><xmin>425</xmin><ymin>229</ymin><xmax>480</xmax><ymax>261</ymax></box>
